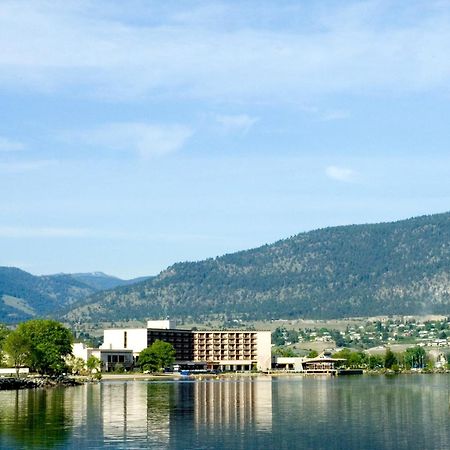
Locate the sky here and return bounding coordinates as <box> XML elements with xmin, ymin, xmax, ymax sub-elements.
<box><xmin>1</xmin><ymin>0</ymin><xmax>450</xmax><ymax>278</ymax></box>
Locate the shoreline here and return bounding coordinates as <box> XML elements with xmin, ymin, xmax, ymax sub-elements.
<box><xmin>2</xmin><ymin>369</ymin><xmax>449</xmax><ymax>390</ymax></box>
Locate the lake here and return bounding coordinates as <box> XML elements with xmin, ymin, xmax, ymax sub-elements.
<box><xmin>0</xmin><ymin>375</ymin><xmax>449</xmax><ymax>449</ymax></box>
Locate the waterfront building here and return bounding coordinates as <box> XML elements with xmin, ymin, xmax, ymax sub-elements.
<box><xmin>72</xmin><ymin>342</ymin><xmax>134</xmax><ymax>372</ymax></box>
<box><xmin>98</xmin><ymin>320</ymin><xmax>272</xmax><ymax>371</ymax></box>
<box><xmin>272</xmin><ymin>353</ymin><xmax>346</xmax><ymax>374</ymax></box>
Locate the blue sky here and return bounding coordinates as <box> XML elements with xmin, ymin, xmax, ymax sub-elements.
<box><xmin>1</xmin><ymin>0</ymin><xmax>450</xmax><ymax>278</ymax></box>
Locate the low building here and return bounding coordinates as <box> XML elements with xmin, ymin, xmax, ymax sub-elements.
<box><xmin>73</xmin><ymin>342</ymin><xmax>134</xmax><ymax>372</ymax></box>
<box><xmin>272</xmin><ymin>353</ymin><xmax>346</xmax><ymax>373</ymax></box>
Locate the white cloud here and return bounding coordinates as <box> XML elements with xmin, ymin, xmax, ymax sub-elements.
<box><xmin>320</xmin><ymin>109</ymin><xmax>350</xmax><ymax>121</ymax></box>
<box><xmin>74</xmin><ymin>123</ymin><xmax>193</xmax><ymax>158</ymax></box>
<box><xmin>325</xmin><ymin>165</ymin><xmax>357</xmax><ymax>182</ymax></box>
<box><xmin>1</xmin><ymin>1</ymin><xmax>450</xmax><ymax>101</ymax></box>
<box><xmin>0</xmin><ymin>137</ymin><xmax>25</xmax><ymax>152</ymax></box>
<box><xmin>216</xmin><ymin>114</ymin><xmax>259</xmax><ymax>133</ymax></box>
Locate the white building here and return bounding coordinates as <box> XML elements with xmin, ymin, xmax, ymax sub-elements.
<box><xmin>72</xmin><ymin>342</ymin><xmax>134</xmax><ymax>372</ymax></box>
<box><xmin>98</xmin><ymin>319</ymin><xmax>272</xmax><ymax>371</ymax></box>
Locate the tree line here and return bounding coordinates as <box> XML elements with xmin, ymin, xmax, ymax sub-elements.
<box><xmin>332</xmin><ymin>346</ymin><xmax>442</xmax><ymax>371</ymax></box>
<box><xmin>0</xmin><ymin>319</ymin><xmax>73</xmax><ymax>376</ymax></box>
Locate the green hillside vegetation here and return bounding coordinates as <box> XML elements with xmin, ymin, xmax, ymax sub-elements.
<box><xmin>63</xmin><ymin>212</ymin><xmax>450</xmax><ymax>323</ymax></box>
<box><xmin>0</xmin><ymin>268</ymin><xmax>153</xmax><ymax>323</ymax></box>
<box><xmin>0</xmin><ymin>267</ymin><xmax>96</xmax><ymax>323</ymax></box>
<box><xmin>68</xmin><ymin>272</ymin><xmax>151</xmax><ymax>291</ymax></box>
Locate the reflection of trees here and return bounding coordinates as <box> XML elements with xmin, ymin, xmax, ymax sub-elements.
<box><xmin>146</xmin><ymin>383</ymin><xmax>174</xmax><ymax>447</ymax></box>
<box><xmin>0</xmin><ymin>388</ymin><xmax>71</xmax><ymax>448</ymax></box>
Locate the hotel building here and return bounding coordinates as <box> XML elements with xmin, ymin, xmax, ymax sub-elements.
<box><xmin>98</xmin><ymin>320</ymin><xmax>272</xmax><ymax>371</ymax></box>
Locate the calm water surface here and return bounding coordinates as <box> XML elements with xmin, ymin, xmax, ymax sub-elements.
<box><xmin>0</xmin><ymin>375</ymin><xmax>449</xmax><ymax>449</ymax></box>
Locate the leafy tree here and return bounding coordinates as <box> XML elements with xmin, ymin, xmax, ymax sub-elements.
<box><xmin>307</xmin><ymin>350</ymin><xmax>319</xmax><ymax>358</ymax></box>
<box><xmin>3</xmin><ymin>330</ymin><xmax>31</xmax><ymax>377</ymax></box>
<box><xmin>273</xmin><ymin>347</ymin><xmax>296</xmax><ymax>357</ymax></box>
<box><xmin>138</xmin><ymin>340</ymin><xmax>176</xmax><ymax>372</ymax></box>
<box><xmin>0</xmin><ymin>323</ymin><xmax>10</xmax><ymax>367</ymax></box>
<box><xmin>66</xmin><ymin>355</ymin><xmax>86</xmax><ymax>375</ymax></box>
<box><xmin>272</xmin><ymin>327</ymin><xmax>286</xmax><ymax>346</ymax></box>
<box><xmin>114</xmin><ymin>362</ymin><xmax>125</xmax><ymax>373</ymax></box>
<box><xmin>17</xmin><ymin>319</ymin><xmax>73</xmax><ymax>374</ymax></box>
<box><xmin>329</xmin><ymin>329</ymin><xmax>347</xmax><ymax>347</ymax></box>
<box><xmin>333</xmin><ymin>349</ymin><xmax>367</xmax><ymax>368</ymax></box>
<box><xmin>404</xmin><ymin>346</ymin><xmax>426</xmax><ymax>369</ymax></box>
<box><xmin>86</xmin><ymin>355</ymin><xmax>102</xmax><ymax>373</ymax></box>
<box><xmin>0</xmin><ymin>323</ymin><xmax>9</xmax><ymax>347</ymax></box>
<box><xmin>368</xmin><ymin>354</ymin><xmax>384</xmax><ymax>369</ymax></box>
<box><xmin>384</xmin><ymin>348</ymin><xmax>397</xmax><ymax>369</ymax></box>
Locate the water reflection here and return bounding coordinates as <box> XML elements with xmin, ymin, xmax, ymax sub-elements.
<box><xmin>0</xmin><ymin>388</ymin><xmax>71</xmax><ymax>449</ymax></box>
<box><xmin>0</xmin><ymin>376</ymin><xmax>449</xmax><ymax>449</ymax></box>
<box><xmin>271</xmin><ymin>375</ymin><xmax>450</xmax><ymax>450</ymax></box>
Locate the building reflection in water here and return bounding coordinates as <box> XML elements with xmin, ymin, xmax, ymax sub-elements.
<box><xmin>2</xmin><ymin>376</ymin><xmax>450</xmax><ymax>448</ymax></box>
<box><xmin>100</xmin><ymin>381</ymin><xmax>172</xmax><ymax>447</ymax></box>
<box><xmin>193</xmin><ymin>378</ymin><xmax>272</xmax><ymax>432</ymax></box>
<box><xmin>97</xmin><ymin>378</ymin><xmax>272</xmax><ymax>447</ymax></box>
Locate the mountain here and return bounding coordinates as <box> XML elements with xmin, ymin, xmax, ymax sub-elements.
<box><xmin>0</xmin><ymin>267</ymin><xmax>96</xmax><ymax>323</ymax></box>
<box><xmin>67</xmin><ymin>272</ymin><xmax>151</xmax><ymax>291</ymax></box>
<box><xmin>63</xmin><ymin>212</ymin><xmax>450</xmax><ymax>323</ymax></box>
<box><xmin>0</xmin><ymin>268</ymin><xmax>153</xmax><ymax>323</ymax></box>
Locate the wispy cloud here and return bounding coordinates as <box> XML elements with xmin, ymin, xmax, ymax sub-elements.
<box><xmin>72</xmin><ymin>123</ymin><xmax>193</xmax><ymax>158</ymax></box>
<box><xmin>0</xmin><ymin>136</ymin><xmax>25</xmax><ymax>152</ymax></box>
<box><xmin>320</xmin><ymin>109</ymin><xmax>350</xmax><ymax>121</ymax></box>
<box><xmin>216</xmin><ymin>114</ymin><xmax>259</xmax><ymax>133</ymax></box>
<box><xmin>1</xmin><ymin>1</ymin><xmax>450</xmax><ymax>101</ymax></box>
<box><xmin>325</xmin><ymin>165</ymin><xmax>357</xmax><ymax>182</ymax></box>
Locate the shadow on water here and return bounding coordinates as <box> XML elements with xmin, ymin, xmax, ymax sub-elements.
<box><xmin>0</xmin><ymin>387</ymin><xmax>71</xmax><ymax>449</ymax></box>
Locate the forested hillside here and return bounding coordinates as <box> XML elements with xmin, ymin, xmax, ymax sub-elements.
<box><xmin>0</xmin><ymin>267</ymin><xmax>154</xmax><ymax>323</ymax></box>
<box><xmin>68</xmin><ymin>272</ymin><xmax>151</xmax><ymax>291</ymax></box>
<box><xmin>0</xmin><ymin>267</ymin><xmax>96</xmax><ymax>322</ymax></box>
<box><xmin>63</xmin><ymin>212</ymin><xmax>450</xmax><ymax>323</ymax></box>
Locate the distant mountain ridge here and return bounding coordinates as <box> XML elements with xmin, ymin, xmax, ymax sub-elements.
<box><xmin>0</xmin><ymin>268</ymin><xmax>150</xmax><ymax>323</ymax></box>
<box><xmin>65</xmin><ymin>272</ymin><xmax>151</xmax><ymax>291</ymax></box>
<box><xmin>62</xmin><ymin>212</ymin><xmax>450</xmax><ymax>323</ymax></box>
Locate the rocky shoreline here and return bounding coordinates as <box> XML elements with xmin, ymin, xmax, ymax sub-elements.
<box><xmin>0</xmin><ymin>376</ymin><xmax>82</xmax><ymax>390</ymax></box>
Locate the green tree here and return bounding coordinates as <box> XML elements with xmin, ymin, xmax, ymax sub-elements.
<box><xmin>333</xmin><ymin>349</ymin><xmax>367</xmax><ymax>368</ymax></box>
<box><xmin>273</xmin><ymin>347</ymin><xmax>296</xmax><ymax>357</ymax></box>
<box><xmin>17</xmin><ymin>319</ymin><xmax>73</xmax><ymax>375</ymax></box>
<box><xmin>368</xmin><ymin>354</ymin><xmax>384</xmax><ymax>369</ymax></box>
<box><xmin>0</xmin><ymin>324</ymin><xmax>10</xmax><ymax>367</ymax></box>
<box><xmin>307</xmin><ymin>350</ymin><xmax>319</xmax><ymax>358</ymax></box>
<box><xmin>86</xmin><ymin>355</ymin><xmax>102</xmax><ymax>373</ymax></box>
<box><xmin>0</xmin><ymin>323</ymin><xmax>9</xmax><ymax>347</ymax></box>
<box><xmin>384</xmin><ymin>348</ymin><xmax>397</xmax><ymax>369</ymax></box>
<box><xmin>3</xmin><ymin>331</ymin><xmax>31</xmax><ymax>377</ymax></box>
<box><xmin>272</xmin><ymin>327</ymin><xmax>286</xmax><ymax>346</ymax></box>
<box><xmin>66</xmin><ymin>355</ymin><xmax>86</xmax><ymax>375</ymax></box>
<box><xmin>404</xmin><ymin>346</ymin><xmax>426</xmax><ymax>369</ymax></box>
<box><xmin>138</xmin><ymin>340</ymin><xmax>176</xmax><ymax>372</ymax></box>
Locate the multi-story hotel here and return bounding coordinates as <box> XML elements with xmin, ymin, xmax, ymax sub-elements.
<box><xmin>97</xmin><ymin>320</ymin><xmax>272</xmax><ymax>371</ymax></box>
